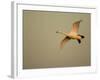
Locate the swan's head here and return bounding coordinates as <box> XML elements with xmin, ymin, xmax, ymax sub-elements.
<box><xmin>56</xmin><ymin>31</ymin><xmax>59</xmax><ymax>33</ymax></box>
<box><xmin>56</xmin><ymin>31</ymin><xmax>61</xmax><ymax>33</ymax></box>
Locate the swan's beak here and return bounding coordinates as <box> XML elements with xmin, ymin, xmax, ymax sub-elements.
<box><xmin>56</xmin><ymin>31</ymin><xmax>58</xmax><ymax>33</ymax></box>
<box><xmin>56</xmin><ymin>31</ymin><xmax>59</xmax><ymax>33</ymax></box>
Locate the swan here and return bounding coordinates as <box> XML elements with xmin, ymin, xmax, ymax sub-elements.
<box><xmin>56</xmin><ymin>20</ymin><xmax>85</xmax><ymax>48</ymax></box>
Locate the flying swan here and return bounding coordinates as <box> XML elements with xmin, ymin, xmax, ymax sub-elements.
<box><xmin>56</xmin><ymin>20</ymin><xmax>85</xmax><ymax>48</ymax></box>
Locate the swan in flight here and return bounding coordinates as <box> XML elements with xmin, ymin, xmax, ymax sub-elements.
<box><xmin>56</xmin><ymin>20</ymin><xmax>85</xmax><ymax>49</ymax></box>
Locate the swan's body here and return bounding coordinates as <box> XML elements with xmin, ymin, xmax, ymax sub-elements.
<box><xmin>56</xmin><ymin>20</ymin><xmax>85</xmax><ymax>48</ymax></box>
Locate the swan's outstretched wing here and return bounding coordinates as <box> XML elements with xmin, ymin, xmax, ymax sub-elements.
<box><xmin>71</xmin><ymin>20</ymin><xmax>82</xmax><ymax>33</ymax></box>
<box><xmin>60</xmin><ymin>36</ymin><xmax>70</xmax><ymax>49</ymax></box>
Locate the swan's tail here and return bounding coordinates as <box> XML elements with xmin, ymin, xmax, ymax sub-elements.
<box><xmin>78</xmin><ymin>34</ymin><xmax>85</xmax><ymax>39</ymax></box>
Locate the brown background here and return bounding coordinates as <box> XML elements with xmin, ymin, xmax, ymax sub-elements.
<box><xmin>23</xmin><ymin>10</ymin><xmax>91</xmax><ymax>69</ymax></box>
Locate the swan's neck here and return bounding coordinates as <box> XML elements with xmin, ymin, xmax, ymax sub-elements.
<box><xmin>56</xmin><ymin>31</ymin><xmax>68</xmax><ymax>36</ymax></box>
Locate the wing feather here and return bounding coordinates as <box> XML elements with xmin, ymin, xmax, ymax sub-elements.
<box><xmin>71</xmin><ymin>20</ymin><xmax>82</xmax><ymax>33</ymax></box>
<box><xmin>60</xmin><ymin>36</ymin><xmax>70</xmax><ymax>49</ymax></box>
